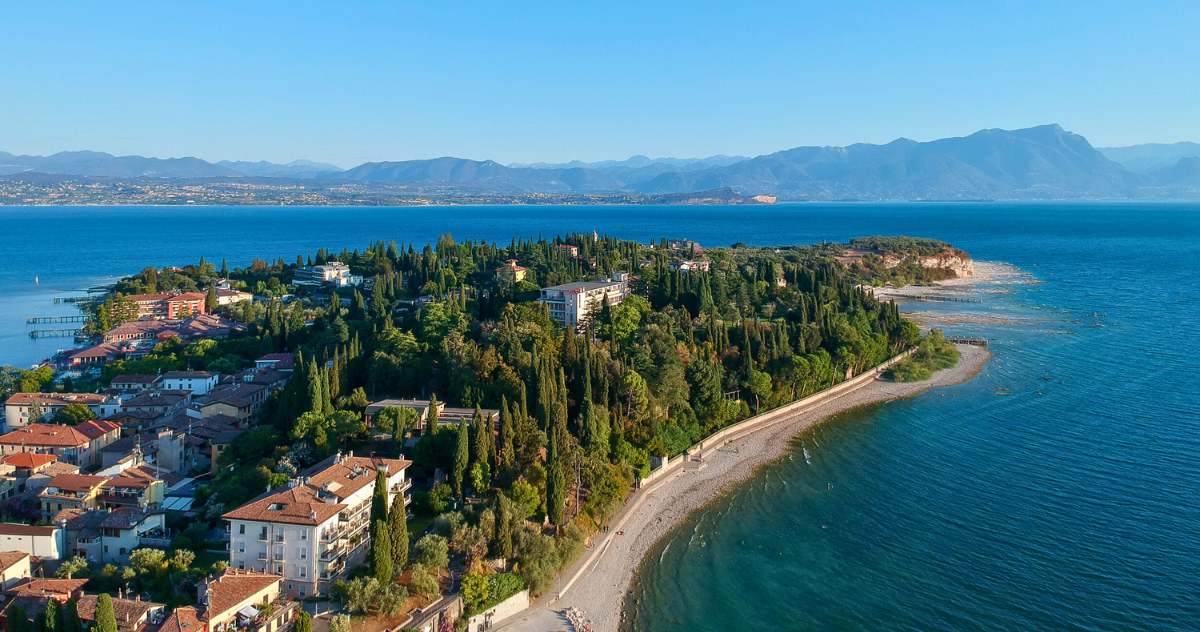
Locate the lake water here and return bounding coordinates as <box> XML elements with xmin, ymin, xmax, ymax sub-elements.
<box><xmin>2</xmin><ymin>203</ymin><xmax>1199</xmax><ymax>629</ymax></box>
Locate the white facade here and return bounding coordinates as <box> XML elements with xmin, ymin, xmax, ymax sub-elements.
<box><xmin>225</xmin><ymin>455</ymin><xmax>410</xmax><ymax>598</ymax></box>
<box><xmin>162</xmin><ymin>372</ymin><xmax>219</xmax><ymax>395</ymax></box>
<box><xmin>293</xmin><ymin>262</ymin><xmax>362</xmax><ymax>288</ymax></box>
<box><xmin>0</xmin><ymin>525</ymin><xmax>65</xmax><ymax>560</ymax></box>
<box><xmin>3</xmin><ymin>393</ymin><xmax>118</xmax><ymax>432</ymax></box>
<box><xmin>539</xmin><ymin>275</ymin><xmax>630</xmax><ymax>329</ymax></box>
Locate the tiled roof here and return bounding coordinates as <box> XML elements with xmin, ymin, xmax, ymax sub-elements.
<box><xmin>159</xmin><ymin>606</ymin><xmax>203</xmax><ymax>632</ymax></box>
<box><xmin>4</xmin><ymin>393</ymin><xmax>109</xmax><ymax>406</ymax></box>
<box><xmin>44</xmin><ymin>474</ymin><xmax>107</xmax><ymax>493</ymax></box>
<box><xmin>0</xmin><ymin>523</ymin><xmax>57</xmax><ymax>537</ymax></box>
<box><xmin>0</xmin><ymin>424</ymin><xmax>90</xmax><ymax>447</ymax></box>
<box><xmin>0</xmin><ymin>453</ymin><xmax>58</xmax><ymax>469</ymax></box>
<box><xmin>5</xmin><ymin>577</ymin><xmax>87</xmax><ymax>598</ymax></box>
<box><xmin>0</xmin><ymin>551</ymin><xmax>29</xmax><ymax>572</ymax></box>
<box><xmin>201</xmin><ymin>569</ymin><xmax>281</xmax><ymax>622</ymax></box>
<box><xmin>76</xmin><ymin>593</ymin><xmax>164</xmax><ymax>628</ymax></box>
<box><xmin>76</xmin><ymin>419</ymin><xmax>120</xmax><ymax>440</ymax></box>
<box><xmin>222</xmin><ymin>454</ymin><xmax>409</xmax><ymax>526</ymax></box>
<box><xmin>99</xmin><ymin>508</ymin><xmax>158</xmax><ymax>530</ymax></box>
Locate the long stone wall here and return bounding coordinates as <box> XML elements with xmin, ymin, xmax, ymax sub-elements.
<box><xmin>637</xmin><ymin>347</ymin><xmax>915</xmax><ymax>489</ymax></box>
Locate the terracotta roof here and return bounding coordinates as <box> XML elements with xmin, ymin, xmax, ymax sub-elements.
<box><xmin>0</xmin><ymin>424</ymin><xmax>90</xmax><ymax>447</ymax></box>
<box><xmin>76</xmin><ymin>419</ymin><xmax>120</xmax><ymax>440</ymax></box>
<box><xmin>76</xmin><ymin>593</ymin><xmax>164</xmax><ymax>628</ymax></box>
<box><xmin>0</xmin><ymin>551</ymin><xmax>29</xmax><ymax>572</ymax></box>
<box><xmin>99</xmin><ymin>508</ymin><xmax>158</xmax><ymax>530</ymax></box>
<box><xmin>159</xmin><ymin>606</ymin><xmax>203</xmax><ymax>632</ymax></box>
<box><xmin>162</xmin><ymin>371</ymin><xmax>215</xmax><ymax>380</ymax></box>
<box><xmin>0</xmin><ymin>523</ymin><xmax>57</xmax><ymax>536</ymax></box>
<box><xmin>1</xmin><ymin>453</ymin><xmax>58</xmax><ymax>469</ymax></box>
<box><xmin>198</xmin><ymin>383</ymin><xmax>265</xmax><ymax>408</ymax></box>
<box><xmin>41</xmin><ymin>462</ymin><xmax>81</xmax><ymax>477</ymax></box>
<box><xmin>43</xmin><ymin>474</ymin><xmax>107</xmax><ymax>493</ymax></box>
<box><xmin>222</xmin><ymin>454</ymin><xmax>409</xmax><ymax>526</ymax></box>
<box><xmin>5</xmin><ymin>577</ymin><xmax>87</xmax><ymax>598</ymax></box>
<box><xmin>201</xmin><ymin>569</ymin><xmax>281</xmax><ymax>622</ymax></box>
<box><xmin>4</xmin><ymin>393</ymin><xmax>110</xmax><ymax>406</ymax></box>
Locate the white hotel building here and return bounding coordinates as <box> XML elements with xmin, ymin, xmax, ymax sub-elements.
<box><xmin>223</xmin><ymin>452</ymin><xmax>411</xmax><ymax>598</ymax></box>
<box><xmin>538</xmin><ymin>273</ymin><xmax>630</xmax><ymax>330</ymax></box>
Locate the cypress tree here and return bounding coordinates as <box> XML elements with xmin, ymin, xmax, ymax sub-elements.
<box><xmin>43</xmin><ymin>598</ymin><xmax>58</xmax><ymax>632</ymax></box>
<box><xmin>371</xmin><ymin>468</ymin><xmax>389</xmax><ymax>525</ymax></box>
<box><xmin>546</xmin><ymin>422</ymin><xmax>565</xmax><ymax>527</ymax></box>
<box><xmin>452</xmin><ymin>420</ymin><xmax>470</xmax><ymax>498</ymax></box>
<box><xmin>294</xmin><ymin>612</ymin><xmax>313</xmax><ymax>632</ymax></box>
<box><xmin>388</xmin><ymin>492</ymin><xmax>409</xmax><ymax>568</ymax></box>
<box><xmin>8</xmin><ymin>602</ymin><xmax>28</xmax><ymax>632</ymax></box>
<box><xmin>94</xmin><ymin>595</ymin><xmax>117</xmax><ymax>632</ymax></box>
<box><xmin>371</xmin><ymin>520</ymin><xmax>393</xmax><ymax>583</ymax></box>
<box><xmin>471</xmin><ymin>406</ymin><xmax>488</xmax><ymax>468</ymax></box>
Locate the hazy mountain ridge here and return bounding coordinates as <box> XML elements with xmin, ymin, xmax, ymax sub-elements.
<box><xmin>1099</xmin><ymin>142</ymin><xmax>1200</xmax><ymax>173</ymax></box>
<box><xmin>5</xmin><ymin>125</ymin><xmax>1200</xmax><ymax>200</ymax></box>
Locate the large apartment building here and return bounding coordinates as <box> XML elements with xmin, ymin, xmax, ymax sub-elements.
<box><xmin>292</xmin><ymin>262</ymin><xmax>361</xmax><ymax>288</ymax></box>
<box><xmin>538</xmin><ymin>274</ymin><xmax>630</xmax><ymax>329</ymax></box>
<box><xmin>125</xmin><ymin>291</ymin><xmax>208</xmax><ymax>319</ymax></box>
<box><xmin>223</xmin><ymin>452</ymin><xmax>411</xmax><ymax>598</ymax></box>
<box><xmin>3</xmin><ymin>393</ymin><xmax>119</xmax><ymax>431</ymax></box>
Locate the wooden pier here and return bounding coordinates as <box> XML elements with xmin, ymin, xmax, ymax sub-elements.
<box><xmin>948</xmin><ymin>337</ymin><xmax>989</xmax><ymax>348</ymax></box>
<box><xmin>26</xmin><ymin>315</ymin><xmax>87</xmax><ymax>325</ymax></box>
<box><xmin>29</xmin><ymin>328</ymin><xmax>84</xmax><ymax>339</ymax></box>
<box><xmin>53</xmin><ymin>296</ymin><xmax>98</xmax><ymax>305</ymax></box>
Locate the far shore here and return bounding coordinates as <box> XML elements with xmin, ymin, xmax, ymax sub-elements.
<box><xmin>499</xmin><ymin>343</ymin><xmax>990</xmax><ymax>632</ymax></box>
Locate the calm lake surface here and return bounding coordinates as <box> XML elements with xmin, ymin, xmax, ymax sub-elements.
<box><xmin>3</xmin><ymin>203</ymin><xmax>1199</xmax><ymax>629</ymax></box>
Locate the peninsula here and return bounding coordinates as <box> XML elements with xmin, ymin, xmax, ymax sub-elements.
<box><xmin>0</xmin><ymin>232</ymin><xmax>980</xmax><ymax>632</ymax></box>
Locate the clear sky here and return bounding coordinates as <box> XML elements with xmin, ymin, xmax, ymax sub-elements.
<box><xmin>2</xmin><ymin>1</ymin><xmax>1197</xmax><ymax>167</ymax></box>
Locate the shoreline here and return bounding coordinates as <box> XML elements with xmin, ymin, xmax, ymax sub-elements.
<box><xmin>500</xmin><ymin>343</ymin><xmax>990</xmax><ymax>632</ymax></box>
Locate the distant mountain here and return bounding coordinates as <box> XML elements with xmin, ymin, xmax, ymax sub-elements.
<box><xmin>217</xmin><ymin>159</ymin><xmax>342</xmax><ymax>179</ymax></box>
<box><xmin>8</xmin><ymin>125</ymin><xmax>1200</xmax><ymax>201</ymax></box>
<box><xmin>1099</xmin><ymin>142</ymin><xmax>1200</xmax><ymax>173</ymax></box>
<box><xmin>340</xmin><ymin>157</ymin><xmax>626</xmax><ymax>193</ymax></box>
<box><xmin>512</xmin><ymin>154</ymin><xmax>748</xmax><ymax>171</ymax></box>
<box><xmin>0</xmin><ymin>150</ymin><xmax>239</xmax><ymax>178</ymax></box>
<box><xmin>633</xmin><ymin>125</ymin><xmax>1138</xmax><ymax>200</ymax></box>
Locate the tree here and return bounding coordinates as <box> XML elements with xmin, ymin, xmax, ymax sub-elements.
<box><xmin>452</xmin><ymin>420</ymin><xmax>469</xmax><ymax>498</ymax></box>
<box><xmin>294</xmin><ymin>611</ymin><xmax>312</xmax><ymax>632</ymax></box>
<box><xmin>7</xmin><ymin>602</ymin><xmax>28</xmax><ymax>632</ymax></box>
<box><xmin>61</xmin><ymin>597</ymin><xmax>82</xmax><ymax>632</ymax></box>
<box><xmin>413</xmin><ymin>534</ymin><xmax>449</xmax><ymax>570</ymax></box>
<box><xmin>460</xmin><ymin>572</ymin><xmax>490</xmax><ymax>614</ymax></box>
<box><xmin>55</xmin><ymin>556</ymin><xmax>88</xmax><ymax>579</ymax></box>
<box><xmin>509</xmin><ymin>479</ymin><xmax>540</xmax><ymax>523</ymax></box>
<box><xmin>205</xmin><ymin>287</ymin><xmax>219</xmax><ymax>312</ymax></box>
<box><xmin>128</xmin><ymin>548</ymin><xmax>166</xmax><ymax>576</ymax></box>
<box><xmin>329</xmin><ymin>615</ymin><xmax>352</xmax><ymax>632</ymax></box>
<box><xmin>170</xmin><ymin>549</ymin><xmax>195</xmax><ymax>572</ymax></box>
<box><xmin>426</xmin><ymin>483</ymin><xmax>452</xmax><ymax>514</ymax></box>
<box><xmin>93</xmin><ymin>594</ymin><xmax>118</xmax><ymax>632</ymax></box>
<box><xmin>408</xmin><ymin>564</ymin><xmax>440</xmax><ymax>599</ymax></box>
<box><xmin>51</xmin><ymin>404</ymin><xmax>95</xmax><ymax>425</ymax></box>
<box><xmin>371</xmin><ymin>520</ymin><xmax>393</xmax><ymax>583</ymax></box>
<box><xmin>388</xmin><ymin>493</ymin><xmax>409</xmax><ymax>568</ymax></box>
<box><xmin>371</xmin><ymin>468</ymin><xmax>389</xmax><ymax>525</ymax></box>
<box><xmin>42</xmin><ymin>599</ymin><xmax>58</xmax><ymax>632</ymax></box>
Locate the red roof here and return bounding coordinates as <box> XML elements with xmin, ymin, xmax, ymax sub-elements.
<box><xmin>1</xmin><ymin>453</ymin><xmax>58</xmax><ymax>469</ymax></box>
<box><xmin>44</xmin><ymin>474</ymin><xmax>107</xmax><ymax>493</ymax></box>
<box><xmin>76</xmin><ymin>419</ymin><xmax>120</xmax><ymax>440</ymax></box>
<box><xmin>0</xmin><ymin>424</ymin><xmax>90</xmax><ymax>447</ymax></box>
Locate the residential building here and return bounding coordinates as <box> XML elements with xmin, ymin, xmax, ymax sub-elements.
<box><xmin>39</xmin><ymin>474</ymin><xmax>108</xmax><ymax>518</ymax></box>
<box><xmin>254</xmin><ymin>353</ymin><xmax>295</xmax><ymax>372</ymax></box>
<box><xmin>538</xmin><ymin>274</ymin><xmax>630</xmax><ymax>329</ymax></box>
<box><xmin>672</xmin><ymin>259</ymin><xmax>711</xmax><ymax>272</ymax></box>
<box><xmin>293</xmin><ymin>261</ymin><xmax>360</xmax><ymax>288</ymax></box>
<box><xmin>192</xmin><ymin>383</ymin><xmax>267</xmax><ymax>422</ymax></box>
<box><xmin>3</xmin><ymin>393</ymin><xmax>119</xmax><ymax>431</ymax></box>
<box><xmin>197</xmin><ymin>569</ymin><xmax>297</xmax><ymax>632</ymax></box>
<box><xmin>57</xmin><ymin>507</ymin><xmax>168</xmax><ymax>564</ymax></box>
<box><xmin>76</xmin><ymin>594</ymin><xmax>167</xmax><ymax>632</ymax></box>
<box><xmin>96</xmin><ymin>473</ymin><xmax>165</xmax><ymax>512</ymax></box>
<box><xmin>0</xmin><ymin>552</ymin><xmax>30</xmax><ymax>590</ymax></box>
<box><xmin>364</xmin><ymin>399</ymin><xmax>498</xmax><ymax>433</ymax></box>
<box><xmin>158</xmin><ymin>606</ymin><xmax>203</xmax><ymax>632</ymax></box>
<box><xmin>162</xmin><ymin>371</ymin><xmax>219</xmax><ymax>395</ymax></box>
<box><xmin>216</xmin><ymin>288</ymin><xmax>253</xmax><ymax>306</ymax></box>
<box><xmin>66</xmin><ymin>343</ymin><xmax>124</xmax><ymax>369</ymax></box>
<box><xmin>495</xmin><ymin>259</ymin><xmax>529</xmax><ymax>283</ymax></box>
<box><xmin>223</xmin><ymin>453</ymin><xmax>411</xmax><ymax>597</ymax></box>
<box><xmin>0</xmin><ymin>421</ymin><xmax>121</xmax><ymax>468</ymax></box>
<box><xmin>122</xmin><ymin>389</ymin><xmax>192</xmax><ymax>417</ymax></box>
<box><xmin>109</xmin><ymin>375</ymin><xmax>161</xmax><ymax>392</ymax></box>
<box><xmin>0</xmin><ymin>524</ymin><xmax>64</xmax><ymax>560</ymax></box>
<box><xmin>125</xmin><ymin>291</ymin><xmax>208</xmax><ymax>319</ymax></box>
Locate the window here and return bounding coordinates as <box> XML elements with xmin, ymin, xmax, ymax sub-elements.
<box><xmin>238</xmin><ymin>562</ymin><xmax>244</xmax><ymax>569</ymax></box>
<box><xmin>299</xmin><ymin>548</ymin><xmax>306</xmax><ymax>559</ymax></box>
<box><xmin>239</xmin><ymin>524</ymin><xmax>245</xmax><ymax>534</ymax></box>
<box><xmin>299</xmin><ymin>566</ymin><xmax>306</xmax><ymax>578</ymax></box>
<box><xmin>300</xmin><ymin>531</ymin><xmax>308</xmax><ymax>541</ymax></box>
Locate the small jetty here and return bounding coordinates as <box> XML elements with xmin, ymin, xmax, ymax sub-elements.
<box><xmin>53</xmin><ymin>296</ymin><xmax>99</xmax><ymax>305</ymax></box>
<box><xmin>26</xmin><ymin>315</ymin><xmax>87</xmax><ymax>325</ymax></box>
<box><xmin>908</xmin><ymin>294</ymin><xmax>982</xmax><ymax>304</ymax></box>
<box><xmin>948</xmin><ymin>337</ymin><xmax>989</xmax><ymax>348</ymax></box>
<box><xmin>29</xmin><ymin>328</ymin><xmax>84</xmax><ymax>339</ymax></box>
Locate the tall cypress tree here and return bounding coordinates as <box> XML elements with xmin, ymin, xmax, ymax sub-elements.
<box><xmin>388</xmin><ymin>492</ymin><xmax>409</xmax><ymax>568</ymax></box>
<box><xmin>371</xmin><ymin>520</ymin><xmax>393</xmax><ymax>583</ymax></box>
<box><xmin>43</xmin><ymin>598</ymin><xmax>58</xmax><ymax>632</ymax></box>
<box><xmin>546</xmin><ymin>422</ymin><xmax>565</xmax><ymax>527</ymax></box>
<box><xmin>94</xmin><ymin>595</ymin><xmax>117</xmax><ymax>632</ymax></box>
<box><xmin>452</xmin><ymin>420</ymin><xmax>470</xmax><ymax>498</ymax></box>
<box><xmin>371</xmin><ymin>468</ymin><xmax>389</xmax><ymax>525</ymax></box>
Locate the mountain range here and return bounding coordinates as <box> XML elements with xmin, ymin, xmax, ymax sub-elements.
<box><xmin>3</xmin><ymin>125</ymin><xmax>1199</xmax><ymax>200</ymax></box>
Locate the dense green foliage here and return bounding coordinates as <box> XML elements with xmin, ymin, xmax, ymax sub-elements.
<box><xmin>848</xmin><ymin>235</ymin><xmax>966</xmax><ymax>286</ymax></box>
<box><xmin>887</xmin><ymin>330</ymin><xmax>961</xmax><ymax>382</ymax></box>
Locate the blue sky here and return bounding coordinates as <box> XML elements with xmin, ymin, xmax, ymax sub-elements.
<box><xmin>2</xmin><ymin>1</ymin><xmax>1197</xmax><ymax>166</ymax></box>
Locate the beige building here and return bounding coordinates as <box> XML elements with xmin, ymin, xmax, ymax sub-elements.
<box><xmin>223</xmin><ymin>453</ymin><xmax>411</xmax><ymax>597</ymax></box>
<box><xmin>0</xmin><ymin>420</ymin><xmax>121</xmax><ymax>468</ymax></box>
<box><xmin>3</xmin><ymin>393</ymin><xmax>119</xmax><ymax>431</ymax></box>
<box><xmin>198</xmin><ymin>569</ymin><xmax>298</xmax><ymax>632</ymax></box>
<box><xmin>0</xmin><ymin>551</ymin><xmax>31</xmax><ymax>590</ymax></box>
<box><xmin>538</xmin><ymin>274</ymin><xmax>630</xmax><ymax>329</ymax></box>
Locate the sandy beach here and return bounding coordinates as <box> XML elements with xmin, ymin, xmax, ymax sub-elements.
<box><xmin>499</xmin><ymin>343</ymin><xmax>990</xmax><ymax>632</ymax></box>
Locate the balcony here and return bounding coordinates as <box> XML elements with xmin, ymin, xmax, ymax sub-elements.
<box><xmin>390</xmin><ymin>479</ymin><xmax>413</xmax><ymax>495</ymax></box>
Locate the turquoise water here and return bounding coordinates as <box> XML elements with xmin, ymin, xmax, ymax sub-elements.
<box><xmin>2</xmin><ymin>204</ymin><xmax>1198</xmax><ymax>629</ymax></box>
